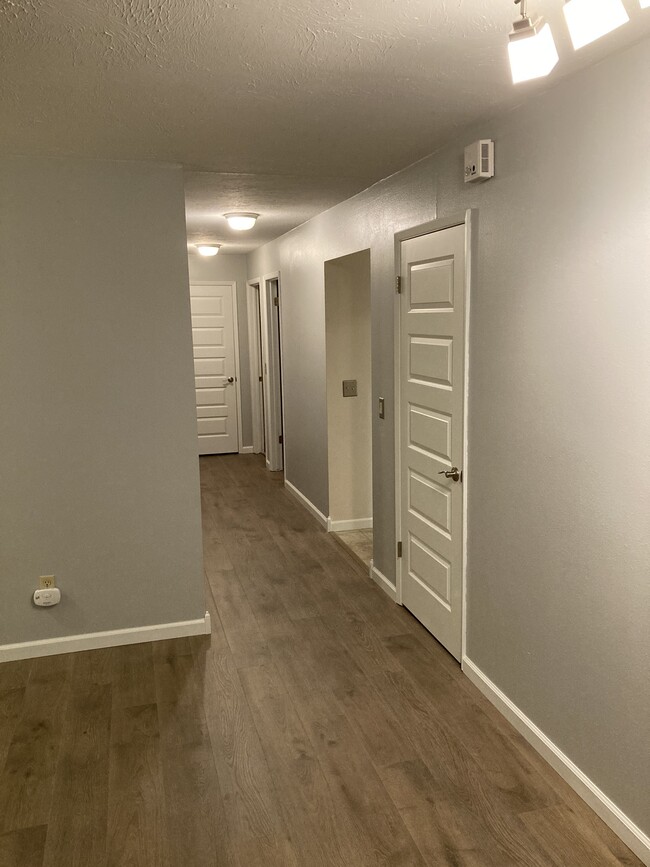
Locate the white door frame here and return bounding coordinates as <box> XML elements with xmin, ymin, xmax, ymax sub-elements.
<box><xmin>393</xmin><ymin>210</ymin><xmax>476</xmax><ymax>662</ymax></box>
<box><xmin>247</xmin><ymin>272</ymin><xmax>285</xmax><ymax>471</ymax></box>
<box><xmin>246</xmin><ymin>279</ymin><xmax>265</xmax><ymax>454</ymax></box>
<box><xmin>190</xmin><ymin>280</ymin><xmax>244</xmax><ymax>454</ymax></box>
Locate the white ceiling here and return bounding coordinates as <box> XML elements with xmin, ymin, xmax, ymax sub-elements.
<box><xmin>2</xmin><ymin>0</ymin><xmax>649</xmax><ymax>253</ymax></box>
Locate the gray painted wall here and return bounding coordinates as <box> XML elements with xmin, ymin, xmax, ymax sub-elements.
<box><xmin>188</xmin><ymin>252</ymin><xmax>252</xmax><ymax>448</ymax></box>
<box><xmin>0</xmin><ymin>157</ymin><xmax>205</xmax><ymax>644</ymax></box>
<box><xmin>249</xmin><ymin>39</ymin><xmax>650</xmax><ymax>836</ymax></box>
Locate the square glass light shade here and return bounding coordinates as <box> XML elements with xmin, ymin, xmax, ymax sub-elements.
<box><xmin>640</xmin><ymin>0</ymin><xmax>649</xmax><ymax>8</ymax></box>
<box><xmin>508</xmin><ymin>23</ymin><xmax>559</xmax><ymax>83</ymax></box>
<box><xmin>563</xmin><ymin>0</ymin><xmax>629</xmax><ymax>49</ymax></box>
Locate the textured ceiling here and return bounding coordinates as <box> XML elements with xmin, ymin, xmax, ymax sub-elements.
<box><xmin>2</xmin><ymin>0</ymin><xmax>649</xmax><ymax>252</ymax></box>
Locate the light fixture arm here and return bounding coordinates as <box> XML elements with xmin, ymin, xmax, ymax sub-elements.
<box><xmin>515</xmin><ymin>0</ymin><xmax>528</xmax><ymax>19</ymax></box>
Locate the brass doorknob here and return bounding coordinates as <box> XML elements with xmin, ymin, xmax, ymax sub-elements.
<box><xmin>227</xmin><ymin>377</ymin><xmax>234</xmax><ymax>383</ymax></box>
<box><xmin>438</xmin><ymin>467</ymin><xmax>461</xmax><ymax>482</ymax></box>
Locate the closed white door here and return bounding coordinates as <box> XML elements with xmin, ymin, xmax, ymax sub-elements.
<box><xmin>399</xmin><ymin>223</ymin><xmax>466</xmax><ymax>661</ymax></box>
<box><xmin>190</xmin><ymin>283</ymin><xmax>239</xmax><ymax>455</ymax></box>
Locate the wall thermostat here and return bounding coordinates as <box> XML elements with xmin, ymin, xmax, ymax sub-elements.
<box><xmin>464</xmin><ymin>139</ymin><xmax>494</xmax><ymax>183</ymax></box>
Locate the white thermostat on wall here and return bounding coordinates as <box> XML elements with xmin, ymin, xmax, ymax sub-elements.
<box><xmin>464</xmin><ymin>139</ymin><xmax>494</xmax><ymax>183</ymax></box>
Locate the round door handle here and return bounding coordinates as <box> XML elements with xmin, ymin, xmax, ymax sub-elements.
<box><xmin>438</xmin><ymin>467</ymin><xmax>461</xmax><ymax>482</ymax></box>
<box><xmin>227</xmin><ymin>377</ymin><xmax>234</xmax><ymax>383</ymax></box>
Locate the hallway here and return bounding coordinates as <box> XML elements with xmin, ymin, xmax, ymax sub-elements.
<box><xmin>0</xmin><ymin>454</ymin><xmax>640</xmax><ymax>866</ymax></box>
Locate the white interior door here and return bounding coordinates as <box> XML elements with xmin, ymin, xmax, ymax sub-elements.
<box><xmin>190</xmin><ymin>283</ymin><xmax>239</xmax><ymax>455</ymax></box>
<box><xmin>399</xmin><ymin>223</ymin><xmax>466</xmax><ymax>661</ymax></box>
<box><xmin>247</xmin><ymin>282</ymin><xmax>266</xmax><ymax>455</ymax></box>
<box><xmin>260</xmin><ymin>276</ymin><xmax>284</xmax><ymax>472</ymax></box>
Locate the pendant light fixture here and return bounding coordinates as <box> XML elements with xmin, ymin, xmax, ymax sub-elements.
<box><xmin>563</xmin><ymin>0</ymin><xmax>629</xmax><ymax>49</ymax></box>
<box><xmin>224</xmin><ymin>213</ymin><xmax>259</xmax><ymax>231</ymax></box>
<box><xmin>195</xmin><ymin>244</ymin><xmax>221</xmax><ymax>257</ymax></box>
<box><xmin>508</xmin><ymin>0</ymin><xmax>559</xmax><ymax>84</ymax></box>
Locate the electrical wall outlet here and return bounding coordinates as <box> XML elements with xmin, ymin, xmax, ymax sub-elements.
<box><xmin>39</xmin><ymin>575</ymin><xmax>56</xmax><ymax>590</ymax></box>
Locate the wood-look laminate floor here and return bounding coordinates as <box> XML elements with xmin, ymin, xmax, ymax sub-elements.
<box><xmin>0</xmin><ymin>453</ymin><xmax>641</xmax><ymax>866</ymax></box>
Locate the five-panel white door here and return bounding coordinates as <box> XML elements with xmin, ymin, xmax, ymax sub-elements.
<box><xmin>190</xmin><ymin>283</ymin><xmax>239</xmax><ymax>455</ymax></box>
<box><xmin>399</xmin><ymin>224</ymin><xmax>466</xmax><ymax>661</ymax></box>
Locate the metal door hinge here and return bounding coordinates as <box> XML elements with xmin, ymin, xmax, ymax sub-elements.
<box><xmin>397</xmin><ymin>541</ymin><xmax>402</xmax><ymax>558</ymax></box>
<box><xmin>278</xmin><ymin>435</ymin><xmax>283</xmax><ymax>444</ymax></box>
<box><xmin>259</xmin><ymin>375</ymin><xmax>263</xmax><ymax>382</ymax></box>
<box><xmin>273</xmin><ymin>296</ymin><xmax>279</xmax><ymax>307</ymax></box>
<box><xmin>396</xmin><ymin>275</ymin><xmax>402</xmax><ymax>294</ymax></box>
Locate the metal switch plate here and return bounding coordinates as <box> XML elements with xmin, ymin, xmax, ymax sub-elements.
<box><xmin>342</xmin><ymin>379</ymin><xmax>358</xmax><ymax>397</ymax></box>
<box><xmin>378</xmin><ymin>397</ymin><xmax>385</xmax><ymax>419</ymax></box>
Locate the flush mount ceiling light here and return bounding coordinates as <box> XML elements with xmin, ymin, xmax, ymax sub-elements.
<box><xmin>224</xmin><ymin>213</ymin><xmax>259</xmax><ymax>231</ymax></box>
<box><xmin>508</xmin><ymin>0</ymin><xmax>559</xmax><ymax>84</ymax></box>
<box><xmin>195</xmin><ymin>244</ymin><xmax>221</xmax><ymax>257</ymax></box>
<box><xmin>563</xmin><ymin>0</ymin><xmax>629</xmax><ymax>49</ymax></box>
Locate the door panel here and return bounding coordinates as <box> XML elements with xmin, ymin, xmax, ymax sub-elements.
<box><xmin>193</xmin><ymin>358</ymin><xmax>224</xmax><ymax>376</ymax></box>
<box><xmin>190</xmin><ymin>284</ymin><xmax>239</xmax><ymax>455</ymax></box>
<box><xmin>400</xmin><ymin>223</ymin><xmax>466</xmax><ymax>661</ymax></box>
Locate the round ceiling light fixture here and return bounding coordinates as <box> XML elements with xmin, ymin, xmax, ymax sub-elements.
<box><xmin>195</xmin><ymin>244</ymin><xmax>221</xmax><ymax>257</ymax></box>
<box><xmin>224</xmin><ymin>212</ymin><xmax>259</xmax><ymax>231</ymax></box>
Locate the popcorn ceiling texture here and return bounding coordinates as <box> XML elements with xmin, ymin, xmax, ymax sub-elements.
<box><xmin>3</xmin><ymin>0</ymin><xmax>649</xmax><ymax>251</ymax></box>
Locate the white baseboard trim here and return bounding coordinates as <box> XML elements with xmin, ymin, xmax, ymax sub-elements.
<box><xmin>0</xmin><ymin>612</ymin><xmax>212</xmax><ymax>663</ymax></box>
<box><xmin>462</xmin><ymin>657</ymin><xmax>650</xmax><ymax>865</ymax></box>
<box><xmin>239</xmin><ymin>445</ymin><xmax>254</xmax><ymax>454</ymax></box>
<box><xmin>284</xmin><ymin>479</ymin><xmax>328</xmax><ymax>529</ymax></box>
<box><xmin>369</xmin><ymin>560</ymin><xmax>398</xmax><ymax>601</ymax></box>
<box><xmin>327</xmin><ymin>517</ymin><xmax>373</xmax><ymax>532</ymax></box>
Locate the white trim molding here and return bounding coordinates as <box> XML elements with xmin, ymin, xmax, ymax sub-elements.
<box><xmin>462</xmin><ymin>658</ymin><xmax>650</xmax><ymax>865</ymax></box>
<box><xmin>327</xmin><ymin>517</ymin><xmax>373</xmax><ymax>532</ymax></box>
<box><xmin>369</xmin><ymin>560</ymin><xmax>398</xmax><ymax>601</ymax></box>
<box><xmin>284</xmin><ymin>479</ymin><xmax>328</xmax><ymax>529</ymax></box>
<box><xmin>0</xmin><ymin>612</ymin><xmax>212</xmax><ymax>663</ymax></box>
<box><xmin>239</xmin><ymin>445</ymin><xmax>254</xmax><ymax>454</ymax></box>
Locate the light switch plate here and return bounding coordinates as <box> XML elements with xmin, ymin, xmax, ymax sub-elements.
<box><xmin>342</xmin><ymin>379</ymin><xmax>358</xmax><ymax>397</ymax></box>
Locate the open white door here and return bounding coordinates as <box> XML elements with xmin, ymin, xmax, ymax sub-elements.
<box><xmin>398</xmin><ymin>221</ymin><xmax>467</xmax><ymax>661</ymax></box>
<box><xmin>190</xmin><ymin>282</ymin><xmax>240</xmax><ymax>455</ymax></box>
<box><xmin>247</xmin><ymin>281</ymin><xmax>266</xmax><ymax>455</ymax></box>
<box><xmin>260</xmin><ymin>275</ymin><xmax>284</xmax><ymax>472</ymax></box>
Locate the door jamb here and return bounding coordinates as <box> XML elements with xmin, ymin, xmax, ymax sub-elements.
<box><xmin>393</xmin><ymin>210</ymin><xmax>476</xmax><ymax>662</ymax></box>
<box><xmin>246</xmin><ymin>279</ymin><xmax>264</xmax><ymax>454</ymax></box>
<box><xmin>190</xmin><ymin>280</ymin><xmax>243</xmax><ymax>455</ymax></box>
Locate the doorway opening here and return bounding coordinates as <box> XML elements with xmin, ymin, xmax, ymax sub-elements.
<box><xmin>247</xmin><ymin>273</ymin><xmax>284</xmax><ymax>472</ymax></box>
<box><xmin>324</xmin><ymin>249</ymin><xmax>373</xmax><ymax>571</ymax></box>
